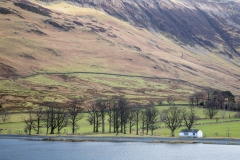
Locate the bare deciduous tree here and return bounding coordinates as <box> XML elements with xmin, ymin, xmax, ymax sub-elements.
<box><xmin>87</xmin><ymin>101</ymin><xmax>101</xmax><ymax>132</ymax></box>
<box><xmin>128</xmin><ymin>108</ymin><xmax>136</xmax><ymax>134</ymax></box>
<box><xmin>33</xmin><ymin>107</ymin><xmax>44</xmax><ymax>134</ymax></box>
<box><xmin>56</xmin><ymin>107</ymin><xmax>68</xmax><ymax>134</ymax></box>
<box><xmin>146</xmin><ymin>107</ymin><xmax>159</xmax><ymax>135</ymax></box>
<box><xmin>68</xmin><ymin>99</ymin><xmax>84</xmax><ymax>134</ymax></box>
<box><xmin>203</xmin><ymin>100</ymin><xmax>218</xmax><ymax>119</ymax></box>
<box><xmin>117</xmin><ymin>97</ymin><xmax>129</xmax><ymax>134</ymax></box>
<box><xmin>106</xmin><ymin>99</ymin><xmax>115</xmax><ymax>133</ymax></box>
<box><xmin>96</xmin><ymin>99</ymin><xmax>107</xmax><ymax>133</ymax></box>
<box><xmin>189</xmin><ymin>92</ymin><xmax>205</xmax><ymax>107</ymax></box>
<box><xmin>206</xmin><ymin>88</ymin><xmax>214</xmax><ymax>101</ymax></box>
<box><xmin>0</xmin><ymin>109</ymin><xmax>10</xmax><ymax>124</ymax></box>
<box><xmin>44</xmin><ymin>108</ymin><xmax>51</xmax><ymax>134</ymax></box>
<box><xmin>43</xmin><ymin>102</ymin><xmax>68</xmax><ymax>134</ymax></box>
<box><xmin>182</xmin><ymin>106</ymin><xmax>197</xmax><ymax>130</ymax></box>
<box><xmin>167</xmin><ymin>96</ymin><xmax>175</xmax><ymax>106</ymax></box>
<box><xmin>113</xmin><ymin>102</ymin><xmax>121</xmax><ymax>136</ymax></box>
<box><xmin>87</xmin><ymin>104</ymin><xmax>96</xmax><ymax>132</ymax></box>
<box><xmin>215</xmin><ymin>91</ymin><xmax>225</xmax><ymax>109</ymax></box>
<box><xmin>135</xmin><ymin>108</ymin><xmax>141</xmax><ymax>135</ymax></box>
<box><xmin>196</xmin><ymin>92</ymin><xmax>205</xmax><ymax>107</ymax></box>
<box><xmin>87</xmin><ymin>115</ymin><xmax>93</xmax><ymax>125</ymax></box>
<box><xmin>162</xmin><ymin>107</ymin><xmax>183</xmax><ymax>137</ymax></box>
<box><xmin>122</xmin><ymin>108</ymin><xmax>129</xmax><ymax>134</ymax></box>
<box><xmin>109</xmin><ymin>97</ymin><xmax>130</xmax><ymax>135</ymax></box>
<box><xmin>140</xmin><ymin>109</ymin><xmax>146</xmax><ymax>135</ymax></box>
<box><xmin>23</xmin><ymin>110</ymin><xmax>35</xmax><ymax>135</ymax></box>
<box><xmin>189</xmin><ymin>95</ymin><xmax>195</xmax><ymax>106</ymax></box>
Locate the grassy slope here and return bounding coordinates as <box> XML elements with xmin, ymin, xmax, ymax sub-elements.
<box><xmin>0</xmin><ymin>0</ymin><xmax>240</xmax><ymax>108</ymax></box>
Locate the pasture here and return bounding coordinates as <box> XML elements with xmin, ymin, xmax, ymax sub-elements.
<box><xmin>1</xmin><ymin>106</ymin><xmax>240</xmax><ymax>138</ymax></box>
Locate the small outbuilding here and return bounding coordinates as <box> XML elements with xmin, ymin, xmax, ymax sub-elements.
<box><xmin>179</xmin><ymin>129</ymin><xmax>203</xmax><ymax>138</ymax></box>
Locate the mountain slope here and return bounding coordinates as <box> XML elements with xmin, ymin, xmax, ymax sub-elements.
<box><xmin>0</xmin><ymin>0</ymin><xmax>239</xmax><ymax>108</ymax></box>
<box><xmin>38</xmin><ymin>0</ymin><xmax>240</xmax><ymax>58</ymax></box>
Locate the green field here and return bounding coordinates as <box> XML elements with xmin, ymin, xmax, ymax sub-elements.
<box><xmin>1</xmin><ymin>106</ymin><xmax>240</xmax><ymax>138</ymax></box>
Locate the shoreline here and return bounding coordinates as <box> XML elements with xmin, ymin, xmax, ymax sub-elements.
<box><xmin>1</xmin><ymin>134</ymin><xmax>240</xmax><ymax>145</ymax></box>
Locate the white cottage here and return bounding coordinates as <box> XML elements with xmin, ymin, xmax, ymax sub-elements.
<box><xmin>179</xmin><ymin>129</ymin><xmax>203</xmax><ymax>138</ymax></box>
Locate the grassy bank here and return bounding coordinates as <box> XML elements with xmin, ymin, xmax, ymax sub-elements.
<box><xmin>0</xmin><ymin>106</ymin><xmax>239</xmax><ymax>138</ymax></box>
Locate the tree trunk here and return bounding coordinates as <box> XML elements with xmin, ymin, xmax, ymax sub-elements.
<box><xmin>129</xmin><ymin>121</ymin><xmax>132</xmax><ymax>134</ymax></box>
<box><xmin>171</xmin><ymin>130</ymin><xmax>175</xmax><ymax>137</ymax></box>
<box><xmin>46</xmin><ymin>119</ymin><xmax>49</xmax><ymax>134</ymax></box>
<box><xmin>113</xmin><ymin>118</ymin><xmax>116</xmax><ymax>133</ymax></box>
<box><xmin>102</xmin><ymin>114</ymin><xmax>105</xmax><ymax>133</ymax></box>
<box><xmin>50</xmin><ymin>127</ymin><xmax>54</xmax><ymax>134</ymax></box>
<box><xmin>120</xmin><ymin>121</ymin><xmax>123</xmax><ymax>133</ymax></box>
<box><xmin>136</xmin><ymin>113</ymin><xmax>139</xmax><ymax>135</ymax></box>
<box><xmin>93</xmin><ymin>114</ymin><xmax>96</xmax><ymax>132</ymax></box>
<box><xmin>36</xmin><ymin>120</ymin><xmax>39</xmax><ymax>134</ymax></box>
<box><xmin>142</xmin><ymin>121</ymin><xmax>144</xmax><ymax>135</ymax></box>
<box><xmin>146</xmin><ymin>122</ymin><xmax>149</xmax><ymax>135</ymax></box>
<box><xmin>72</xmin><ymin>121</ymin><xmax>75</xmax><ymax>134</ymax></box>
<box><xmin>96</xmin><ymin>116</ymin><xmax>99</xmax><ymax>132</ymax></box>
<box><xmin>121</xmin><ymin>109</ymin><xmax>124</xmax><ymax>133</ymax></box>
<box><xmin>113</xmin><ymin>112</ymin><xmax>116</xmax><ymax>133</ymax></box>
<box><xmin>29</xmin><ymin>125</ymin><xmax>32</xmax><ymax>135</ymax></box>
<box><xmin>124</xmin><ymin>123</ymin><xmax>126</xmax><ymax>134</ymax></box>
<box><xmin>50</xmin><ymin>108</ymin><xmax>54</xmax><ymax>134</ymax></box>
<box><xmin>45</xmin><ymin>113</ymin><xmax>49</xmax><ymax>135</ymax></box>
<box><xmin>109</xmin><ymin>120</ymin><xmax>111</xmax><ymax>133</ymax></box>
<box><xmin>116</xmin><ymin>127</ymin><xmax>118</xmax><ymax>136</ymax></box>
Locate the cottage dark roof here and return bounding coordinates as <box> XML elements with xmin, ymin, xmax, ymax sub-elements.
<box><xmin>180</xmin><ymin>129</ymin><xmax>200</xmax><ymax>133</ymax></box>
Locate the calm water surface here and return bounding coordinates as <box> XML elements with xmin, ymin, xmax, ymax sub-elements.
<box><xmin>0</xmin><ymin>139</ymin><xmax>240</xmax><ymax>160</ymax></box>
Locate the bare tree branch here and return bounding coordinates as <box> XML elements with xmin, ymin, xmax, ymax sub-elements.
<box><xmin>0</xmin><ymin>109</ymin><xmax>10</xmax><ymax>124</ymax></box>
<box><xmin>33</xmin><ymin>107</ymin><xmax>44</xmax><ymax>134</ymax></box>
<box><xmin>182</xmin><ymin>106</ymin><xmax>197</xmax><ymax>130</ymax></box>
<box><xmin>23</xmin><ymin>110</ymin><xmax>35</xmax><ymax>135</ymax></box>
<box><xmin>203</xmin><ymin>100</ymin><xmax>218</xmax><ymax>119</ymax></box>
<box><xmin>162</xmin><ymin>107</ymin><xmax>183</xmax><ymax>137</ymax></box>
<box><xmin>68</xmin><ymin>99</ymin><xmax>84</xmax><ymax>134</ymax></box>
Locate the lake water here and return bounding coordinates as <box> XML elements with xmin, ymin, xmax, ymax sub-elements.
<box><xmin>0</xmin><ymin>139</ymin><xmax>240</xmax><ymax>160</ymax></box>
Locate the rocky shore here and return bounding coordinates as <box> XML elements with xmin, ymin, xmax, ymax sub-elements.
<box><xmin>1</xmin><ymin>134</ymin><xmax>240</xmax><ymax>145</ymax></box>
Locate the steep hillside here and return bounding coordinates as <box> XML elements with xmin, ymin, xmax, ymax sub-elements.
<box><xmin>38</xmin><ymin>0</ymin><xmax>240</xmax><ymax>58</ymax></box>
<box><xmin>0</xmin><ymin>0</ymin><xmax>239</xmax><ymax>109</ymax></box>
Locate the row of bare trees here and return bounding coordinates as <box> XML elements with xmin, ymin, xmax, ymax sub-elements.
<box><xmin>1</xmin><ymin>96</ymin><xmax>198</xmax><ymax>137</ymax></box>
<box><xmin>87</xmin><ymin>98</ymin><xmax>159</xmax><ymax>136</ymax></box>
<box><xmin>4</xmin><ymin>93</ymin><xmax>238</xmax><ymax>136</ymax></box>
<box><xmin>161</xmin><ymin>106</ymin><xmax>197</xmax><ymax>137</ymax></box>
<box><xmin>189</xmin><ymin>90</ymin><xmax>236</xmax><ymax>109</ymax></box>
<box><xmin>23</xmin><ymin>100</ymin><xmax>83</xmax><ymax>135</ymax></box>
<box><xmin>21</xmin><ymin>97</ymin><xmax>161</xmax><ymax>136</ymax></box>
<box><xmin>86</xmin><ymin>97</ymin><xmax>200</xmax><ymax>137</ymax></box>
<box><xmin>188</xmin><ymin>90</ymin><xmax>239</xmax><ymax>119</ymax></box>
